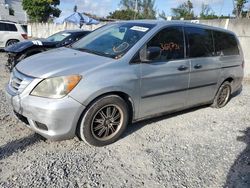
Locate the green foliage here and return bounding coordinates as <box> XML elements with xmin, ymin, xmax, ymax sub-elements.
<box><xmin>141</xmin><ymin>0</ymin><xmax>156</xmax><ymax>19</ymax></box>
<box><xmin>119</xmin><ymin>0</ymin><xmax>137</xmax><ymax>9</ymax></box>
<box><xmin>200</xmin><ymin>3</ymin><xmax>218</xmax><ymax>19</ymax></box>
<box><xmin>108</xmin><ymin>9</ymin><xmax>138</xmax><ymax>20</ymax></box>
<box><xmin>171</xmin><ymin>0</ymin><xmax>195</xmax><ymax>20</ymax></box>
<box><xmin>109</xmin><ymin>0</ymin><xmax>156</xmax><ymax>20</ymax></box>
<box><xmin>22</xmin><ymin>0</ymin><xmax>61</xmax><ymax>22</ymax></box>
<box><xmin>233</xmin><ymin>0</ymin><xmax>248</xmax><ymax>17</ymax></box>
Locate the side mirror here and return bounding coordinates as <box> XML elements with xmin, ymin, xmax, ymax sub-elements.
<box><xmin>63</xmin><ymin>40</ymin><xmax>72</xmax><ymax>46</ymax></box>
<box><xmin>146</xmin><ymin>47</ymin><xmax>161</xmax><ymax>61</ymax></box>
<box><xmin>136</xmin><ymin>46</ymin><xmax>161</xmax><ymax>64</ymax></box>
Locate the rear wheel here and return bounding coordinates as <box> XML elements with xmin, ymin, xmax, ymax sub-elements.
<box><xmin>77</xmin><ymin>95</ymin><xmax>129</xmax><ymax>146</ymax></box>
<box><xmin>212</xmin><ymin>81</ymin><xmax>231</xmax><ymax>108</ymax></box>
<box><xmin>6</xmin><ymin>39</ymin><xmax>19</xmax><ymax>47</ymax></box>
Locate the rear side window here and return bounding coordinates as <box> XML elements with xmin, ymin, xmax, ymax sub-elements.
<box><xmin>213</xmin><ymin>31</ymin><xmax>239</xmax><ymax>56</ymax></box>
<box><xmin>0</xmin><ymin>23</ymin><xmax>18</xmax><ymax>31</ymax></box>
<box><xmin>147</xmin><ymin>26</ymin><xmax>185</xmax><ymax>61</ymax></box>
<box><xmin>0</xmin><ymin>23</ymin><xmax>5</xmax><ymax>31</ymax></box>
<box><xmin>5</xmin><ymin>23</ymin><xmax>17</xmax><ymax>31</ymax></box>
<box><xmin>185</xmin><ymin>27</ymin><xmax>214</xmax><ymax>58</ymax></box>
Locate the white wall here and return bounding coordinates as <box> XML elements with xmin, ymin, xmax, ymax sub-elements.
<box><xmin>28</xmin><ymin>22</ymin><xmax>105</xmax><ymax>38</ymax></box>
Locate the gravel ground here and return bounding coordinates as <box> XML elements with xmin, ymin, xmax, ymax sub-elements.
<box><xmin>0</xmin><ymin>52</ymin><xmax>250</xmax><ymax>188</ymax></box>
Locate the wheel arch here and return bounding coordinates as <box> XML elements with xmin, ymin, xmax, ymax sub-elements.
<box><xmin>78</xmin><ymin>90</ymin><xmax>136</xmax><ymax>125</ymax></box>
<box><xmin>5</xmin><ymin>39</ymin><xmax>19</xmax><ymax>46</ymax></box>
<box><xmin>224</xmin><ymin>77</ymin><xmax>234</xmax><ymax>84</ymax></box>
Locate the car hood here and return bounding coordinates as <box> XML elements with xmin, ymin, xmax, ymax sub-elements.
<box><xmin>16</xmin><ymin>47</ymin><xmax>114</xmax><ymax>78</ymax></box>
<box><xmin>5</xmin><ymin>39</ymin><xmax>58</xmax><ymax>53</ymax></box>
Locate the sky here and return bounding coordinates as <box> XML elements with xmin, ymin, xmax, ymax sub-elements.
<box><xmin>59</xmin><ymin>0</ymin><xmax>245</xmax><ymax>18</ymax></box>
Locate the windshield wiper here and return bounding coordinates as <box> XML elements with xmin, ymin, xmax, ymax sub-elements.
<box><xmin>74</xmin><ymin>48</ymin><xmax>115</xmax><ymax>58</ymax></box>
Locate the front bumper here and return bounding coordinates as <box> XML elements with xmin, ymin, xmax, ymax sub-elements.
<box><xmin>5</xmin><ymin>86</ymin><xmax>86</xmax><ymax>141</ymax></box>
<box><xmin>5</xmin><ymin>52</ymin><xmax>19</xmax><ymax>71</ymax></box>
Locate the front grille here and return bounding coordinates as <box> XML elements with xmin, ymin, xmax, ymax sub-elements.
<box><xmin>9</xmin><ymin>68</ymin><xmax>34</xmax><ymax>95</ymax></box>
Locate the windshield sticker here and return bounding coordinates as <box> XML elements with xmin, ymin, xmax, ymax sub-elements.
<box><xmin>113</xmin><ymin>42</ymin><xmax>130</xmax><ymax>53</ymax></box>
<box><xmin>62</xmin><ymin>33</ymin><xmax>71</xmax><ymax>37</ymax></box>
<box><xmin>130</xmin><ymin>26</ymin><xmax>149</xmax><ymax>32</ymax></box>
<box><xmin>32</xmin><ymin>40</ymin><xmax>43</xmax><ymax>46</ymax></box>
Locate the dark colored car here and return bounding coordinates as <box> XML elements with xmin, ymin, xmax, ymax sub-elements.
<box><xmin>5</xmin><ymin>30</ymin><xmax>91</xmax><ymax>71</ymax></box>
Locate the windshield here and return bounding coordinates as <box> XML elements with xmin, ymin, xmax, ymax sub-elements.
<box><xmin>72</xmin><ymin>23</ymin><xmax>155</xmax><ymax>59</ymax></box>
<box><xmin>46</xmin><ymin>32</ymin><xmax>71</xmax><ymax>42</ymax></box>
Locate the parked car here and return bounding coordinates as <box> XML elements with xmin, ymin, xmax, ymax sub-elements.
<box><xmin>0</xmin><ymin>20</ymin><xmax>27</xmax><ymax>48</ymax></box>
<box><xmin>6</xmin><ymin>21</ymin><xmax>244</xmax><ymax>146</ymax></box>
<box><xmin>4</xmin><ymin>30</ymin><xmax>91</xmax><ymax>71</ymax></box>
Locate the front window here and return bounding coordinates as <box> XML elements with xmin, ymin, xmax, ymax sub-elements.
<box><xmin>72</xmin><ymin>23</ymin><xmax>155</xmax><ymax>59</ymax></box>
<box><xmin>46</xmin><ymin>32</ymin><xmax>71</xmax><ymax>42</ymax></box>
<box><xmin>146</xmin><ymin>26</ymin><xmax>185</xmax><ymax>61</ymax></box>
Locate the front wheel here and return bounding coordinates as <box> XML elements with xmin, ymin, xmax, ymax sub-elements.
<box><xmin>212</xmin><ymin>81</ymin><xmax>231</xmax><ymax>108</ymax></box>
<box><xmin>77</xmin><ymin>95</ymin><xmax>129</xmax><ymax>146</ymax></box>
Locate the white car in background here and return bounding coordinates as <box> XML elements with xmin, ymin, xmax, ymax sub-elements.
<box><xmin>0</xmin><ymin>20</ymin><xmax>28</xmax><ymax>48</ymax></box>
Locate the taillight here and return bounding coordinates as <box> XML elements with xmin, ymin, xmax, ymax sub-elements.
<box><xmin>21</xmin><ymin>34</ymin><xmax>28</xmax><ymax>39</ymax></box>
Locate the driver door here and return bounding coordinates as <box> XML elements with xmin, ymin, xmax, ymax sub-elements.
<box><xmin>139</xmin><ymin>26</ymin><xmax>190</xmax><ymax>118</ymax></box>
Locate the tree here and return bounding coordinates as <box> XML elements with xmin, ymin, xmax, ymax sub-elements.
<box><xmin>74</xmin><ymin>5</ymin><xmax>78</xmax><ymax>12</ymax></box>
<box><xmin>233</xmin><ymin>0</ymin><xmax>248</xmax><ymax>18</ymax></box>
<box><xmin>172</xmin><ymin>0</ymin><xmax>194</xmax><ymax>20</ymax></box>
<box><xmin>141</xmin><ymin>0</ymin><xmax>156</xmax><ymax>19</ymax></box>
<box><xmin>200</xmin><ymin>3</ymin><xmax>218</xmax><ymax>19</ymax></box>
<box><xmin>159</xmin><ymin>11</ymin><xmax>167</xmax><ymax>20</ymax></box>
<box><xmin>22</xmin><ymin>0</ymin><xmax>61</xmax><ymax>22</ymax></box>
<box><xmin>110</xmin><ymin>0</ymin><xmax>156</xmax><ymax>19</ymax></box>
<box><xmin>119</xmin><ymin>0</ymin><xmax>140</xmax><ymax>10</ymax></box>
<box><xmin>108</xmin><ymin>9</ymin><xmax>138</xmax><ymax>20</ymax></box>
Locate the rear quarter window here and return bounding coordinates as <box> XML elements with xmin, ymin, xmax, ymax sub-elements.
<box><xmin>213</xmin><ymin>31</ymin><xmax>239</xmax><ymax>56</ymax></box>
<box><xmin>21</xmin><ymin>25</ymin><xmax>28</xmax><ymax>33</ymax></box>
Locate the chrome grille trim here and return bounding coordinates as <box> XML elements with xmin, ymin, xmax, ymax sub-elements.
<box><xmin>9</xmin><ymin>68</ymin><xmax>34</xmax><ymax>95</ymax></box>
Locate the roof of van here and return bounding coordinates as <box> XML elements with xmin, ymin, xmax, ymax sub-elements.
<box><xmin>62</xmin><ymin>30</ymin><xmax>91</xmax><ymax>33</ymax></box>
<box><xmin>118</xmin><ymin>20</ymin><xmax>235</xmax><ymax>35</ymax></box>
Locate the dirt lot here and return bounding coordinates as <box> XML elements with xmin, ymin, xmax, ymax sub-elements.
<box><xmin>0</xmin><ymin>52</ymin><xmax>250</xmax><ymax>187</ymax></box>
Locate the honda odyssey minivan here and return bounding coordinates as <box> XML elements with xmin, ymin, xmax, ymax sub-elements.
<box><xmin>6</xmin><ymin>21</ymin><xmax>244</xmax><ymax>146</ymax></box>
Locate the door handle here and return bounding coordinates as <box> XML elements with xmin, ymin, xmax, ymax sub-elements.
<box><xmin>194</xmin><ymin>64</ymin><xmax>202</xmax><ymax>69</ymax></box>
<box><xmin>178</xmin><ymin>65</ymin><xmax>188</xmax><ymax>71</ymax></box>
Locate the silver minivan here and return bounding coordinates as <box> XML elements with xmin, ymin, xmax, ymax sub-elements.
<box><xmin>6</xmin><ymin>21</ymin><xmax>244</xmax><ymax>146</ymax></box>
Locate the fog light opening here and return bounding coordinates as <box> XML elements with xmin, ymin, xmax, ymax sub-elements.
<box><xmin>35</xmin><ymin>122</ymin><xmax>48</xmax><ymax>131</ymax></box>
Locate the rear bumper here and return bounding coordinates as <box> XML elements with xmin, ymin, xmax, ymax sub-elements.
<box><xmin>5</xmin><ymin>87</ymin><xmax>86</xmax><ymax>141</ymax></box>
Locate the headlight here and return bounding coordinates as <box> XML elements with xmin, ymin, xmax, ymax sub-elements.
<box><xmin>31</xmin><ymin>75</ymin><xmax>81</xmax><ymax>99</ymax></box>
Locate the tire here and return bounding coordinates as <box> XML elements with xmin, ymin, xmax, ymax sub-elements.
<box><xmin>77</xmin><ymin>95</ymin><xmax>129</xmax><ymax>147</ymax></box>
<box><xmin>211</xmin><ymin>81</ymin><xmax>231</xmax><ymax>108</ymax></box>
<box><xmin>6</xmin><ymin>40</ymin><xmax>19</xmax><ymax>47</ymax></box>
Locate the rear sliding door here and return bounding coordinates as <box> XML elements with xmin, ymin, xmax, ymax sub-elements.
<box><xmin>185</xmin><ymin>27</ymin><xmax>221</xmax><ymax>106</ymax></box>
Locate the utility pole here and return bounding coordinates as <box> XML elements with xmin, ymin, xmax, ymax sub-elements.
<box><xmin>232</xmin><ymin>0</ymin><xmax>240</xmax><ymax>18</ymax></box>
<box><xmin>134</xmin><ymin>0</ymin><xmax>138</xmax><ymax>20</ymax></box>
